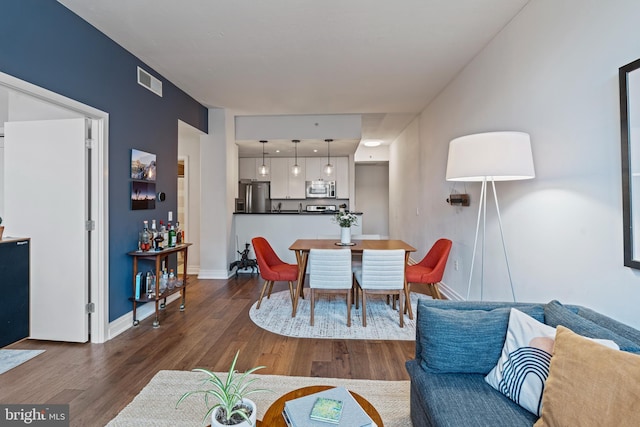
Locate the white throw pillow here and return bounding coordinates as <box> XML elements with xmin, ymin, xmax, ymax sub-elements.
<box><xmin>484</xmin><ymin>308</ymin><xmax>618</xmax><ymax>416</ymax></box>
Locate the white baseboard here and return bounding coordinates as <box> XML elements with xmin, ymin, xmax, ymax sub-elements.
<box><xmin>186</xmin><ymin>265</ymin><xmax>199</xmax><ymax>275</ymax></box>
<box><xmin>438</xmin><ymin>282</ymin><xmax>464</xmax><ymax>301</ymax></box>
<box><xmin>198</xmin><ymin>269</ymin><xmax>232</xmax><ymax>279</ymax></box>
<box><xmin>108</xmin><ymin>293</ymin><xmax>182</xmax><ymax>339</ymax></box>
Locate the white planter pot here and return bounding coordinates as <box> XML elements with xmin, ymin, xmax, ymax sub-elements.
<box><xmin>341</xmin><ymin>227</ymin><xmax>351</xmax><ymax>244</ymax></box>
<box><xmin>211</xmin><ymin>398</ymin><xmax>257</xmax><ymax>427</ymax></box>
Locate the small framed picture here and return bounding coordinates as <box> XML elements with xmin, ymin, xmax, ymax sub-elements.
<box><xmin>131</xmin><ymin>181</ymin><xmax>156</xmax><ymax>210</ymax></box>
<box><xmin>131</xmin><ymin>149</ymin><xmax>156</xmax><ymax>181</ymax></box>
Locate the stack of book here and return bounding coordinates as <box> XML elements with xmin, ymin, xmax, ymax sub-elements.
<box><xmin>282</xmin><ymin>386</ymin><xmax>377</xmax><ymax>427</ymax></box>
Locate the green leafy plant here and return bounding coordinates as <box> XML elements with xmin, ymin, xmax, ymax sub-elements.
<box><xmin>176</xmin><ymin>350</ymin><xmax>267</xmax><ymax>425</ymax></box>
<box><xmin>333</xmin><ymin>211</ymin><xmax>358</xmax><ymax>228</ymax></box>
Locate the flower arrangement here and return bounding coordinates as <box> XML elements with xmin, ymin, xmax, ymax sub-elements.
<box><xmin>333</xmin><ymin>211</ymin><xmax>358</xmax><ymax>228</ymax></box>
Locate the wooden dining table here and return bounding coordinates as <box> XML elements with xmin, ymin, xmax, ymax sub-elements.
<box><xmin>289</xmin><ymin>238</ymin><xmax>417</xmax><ymax>319</ymax></box>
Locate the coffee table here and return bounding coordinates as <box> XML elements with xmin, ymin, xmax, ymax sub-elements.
<box><xmin>260</xmin><ymin>385</ymin><xmax>384</xmax><ymax>426</ymax></box>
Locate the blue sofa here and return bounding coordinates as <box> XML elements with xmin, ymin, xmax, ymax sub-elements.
<box><xmin>405</xmin><ymin>299</ymin><xmax>640</xmax><ymax>427</ymax></box>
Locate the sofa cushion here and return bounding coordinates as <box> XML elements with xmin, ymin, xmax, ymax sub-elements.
<box><xmin>418</xmin><ymin>303</ymin><xmax>544</xmax><ymax>374</ymax></box>
<box><xmin>406</xmin><ymin>359</ymin><xmax>538</xmax><ymax>427</ymax></box>
<box><xmin>544</xmin><ymin>300</ymin><xmax>640</xmax><ymax>353</ymax></box>
<box><xmin>574</xmin><ymin>305</ymin><xmax>640</xmax><ymax>344</ymax></box>
<box><xmin>535</xmin><ymin>326</ymin><xmax>640</xmax><ymax>427</ymax></box>
<box><xmin>485</xmin><ymin>308</ymin><xmax>618</xmax><ymax>416</ymax></box>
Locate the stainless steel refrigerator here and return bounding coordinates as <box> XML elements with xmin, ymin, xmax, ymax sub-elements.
<box><xmin>238</xmin><ymin>180</ymin><xmax>271</xmax><ymax>213</ymax></box>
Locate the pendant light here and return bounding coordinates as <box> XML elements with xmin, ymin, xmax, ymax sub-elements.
<box><xmin>291</xmin><ymin>140</ymin><xmax>301</xmax><ymax>176</ymax></box>
<box><xmin>258</xmin><ymin>140</ymin><xmax>269</xmax><ymax>176</ymax></box>
<box><xmin>323</xmin><ymin>139</ymin><xmax>334</xmax><ymax>176</ymax></box>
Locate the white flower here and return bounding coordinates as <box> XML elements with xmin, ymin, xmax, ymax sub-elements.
<box><xmin>333</xmin><ymin>212</ymin><xmax>358</xmax><ymax>228</ymax></box>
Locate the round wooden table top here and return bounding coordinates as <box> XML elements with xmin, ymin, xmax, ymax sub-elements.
<box><xmin>259</xmin><ymin>385</ymin><xmax>383</xmax><ymax>426</ymax></box>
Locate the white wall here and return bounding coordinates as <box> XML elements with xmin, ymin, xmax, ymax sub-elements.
<box><xmin>199</xmin><ymin>108</ymin><xmax>236</xmax><ymax>279</ymax></box>
<box><xmin>355</xmin><ymin>163</ymin><xmax>389</xmax><ymax>237</ymax></box>
<box><xmin>178</xmin><ymin>120</ymin><xmax>202</xmax><ymax>274</ymax></box>
<box><xmin>390</xmin><ymin>0</ymin><xmax>640</xmax><ymax>328</ymax></box>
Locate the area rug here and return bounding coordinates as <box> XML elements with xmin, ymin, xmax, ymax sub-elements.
<box><xmin>107</xmin><ymin>370</ymin><xmax>410</xmax><ymax>426</ymax></box>
<box><xmin>0</xmin><ymin>349</ymin><xmax>45</xmax><ymax>375</ymax></box>
<box><xmin>249</xmin><ymin>290</ymin><xmax>427</xmax><ymax>341</ymax></box>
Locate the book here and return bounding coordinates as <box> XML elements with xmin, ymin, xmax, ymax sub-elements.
<box><xmin>282</xmin><ymin>408</ymin><xmax>295</xmax><ymax>427</ymax></box>
<box><xmin>309</xmin><ymin>397</ymin><xmax>344</xmax><ymax>424</ymax></box>
<box><xmin>283</xmin><ymin>387</ymin><xmax>376</xmax><ymax>427</ymax></box>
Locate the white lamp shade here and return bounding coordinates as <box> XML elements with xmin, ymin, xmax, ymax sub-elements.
<box><xmin>446</xmin><ymin>131</ymin><xmax>535</xmax><ymax>182</ymax></box>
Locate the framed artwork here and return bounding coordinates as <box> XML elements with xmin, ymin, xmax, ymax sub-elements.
<box><xmin>620</xmin><ymin>58</ymin><xmax>640</xmax><ymax>269</ymax></box>
<box><xmin>131</xmin><ymin>181</ymin><xmax>156</xmax><ymax>210</ymax></box>
<box><xmin>131</xmin><ymin>149</ymin><xmax>156</xmax><ymax>181</ymax></box>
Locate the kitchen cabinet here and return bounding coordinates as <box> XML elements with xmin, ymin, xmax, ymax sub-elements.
<box><xmin>305</xmin><ymin>156</ymin><xmax>337</xmax><ymax>181</ymax></box>
<box><xmin>0</xmin><ymin>238</ymin><xmax>30</xmax><ymax>347</ymax></box>
<box><xmin>239</xmin><ymin>157</ymin><xmax>271</xmax><ymax>181</ymax></box>
<box><xmin>271</xmin><ymin>158</ymin><xmax>306</xmax><ymax>199</ymax></box>
<box><xmin>304</xmin><ymin>156</ymin><xmax>348</xmax><ymax>197</ymax></box>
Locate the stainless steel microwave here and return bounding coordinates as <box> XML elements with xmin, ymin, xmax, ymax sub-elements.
<box><xmin>306</xmin><ymin>180</ymin><xmax>336</xmax><ymax>198</ymax></box>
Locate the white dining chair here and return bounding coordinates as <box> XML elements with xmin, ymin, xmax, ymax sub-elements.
<box><xmin>308</xmin><ymin>248</ymin><xmax>353</xmax><ymax>327</ymax></box>
<box><xmin>353</xmin><ymin>249</ymin><xmax>406</xmax><ymax>327</ymax></box>
<box><xmin>351</xmin><ymin>234</ymin><xmax>382</xmax><ymax>272</ymax></box>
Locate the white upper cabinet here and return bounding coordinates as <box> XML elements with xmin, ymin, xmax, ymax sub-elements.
<box><xmin>270</xmin><ymin>158</ymin><xmax>306</xmax><ymax>199</ymax></box>
<box><xmin>239</xmin><ymin>157</ymin><xmax>271</xmax><ymax>181</ymax></box>
<box><xmin>305</xmin><ymin>157</ymin><xmax>337</xmax><ymax>181</ymax></box>
<box><xmin>242</xmin><ymin>156</ymin><xmax>348</xmax><ymax>198</ymax></box>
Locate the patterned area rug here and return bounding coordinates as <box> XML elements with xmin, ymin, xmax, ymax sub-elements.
<box><xmin>0</xmin><ymin>349</ymin><xmax>45</xmax><ymax>375</ymax></box>
<box><xmin>107</xmin><ymin>370</ymin><xmax>410</xmax><ymax>426</ymax></box>
<box><xmin>249</xmin><ymin>290</ymin><xmax>427</xmax><ymax>341</ymax></box>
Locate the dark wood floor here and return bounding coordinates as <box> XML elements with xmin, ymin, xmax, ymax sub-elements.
<box><xmin>0</xmin><ymin>275</ymin><xmax>431</xmax><ymax>426</ymax></box>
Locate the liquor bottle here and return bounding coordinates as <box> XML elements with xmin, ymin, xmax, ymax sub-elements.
<box><xmin>159</xmin><ymin>269</ymin><xmax>168</xmax><ymax>293</ymax></box>
<box><xmin>168</xmin><ymin>223</ymin><xmax>176</xmax><ymax>247</ymax></box>
<box><xmin>160</xmin><ymin>220</ymin><xmax>168</xmax><ymax>247</ymax></box>
<box><xmin>140</xmin><ymin>220</ymin><xmax>151</xmax><ymax>252</ymax></box>
<box><xmin>168</xmin><ymin>269</ymin><xmax>177</xmax><ymax>289</ymax></box>
<box><xmin>151</xmin><ymin>219</ymin><xmax>159</xmax><ymax>250</ymax></box>
<box><xmin>146</xmin><ymin>270</ymin><xmax>156</xmax><ymax>296</ymax></box>
<box><xmin>175</xmin><ymin>222</ymin><xmax>182</xmax><ymax>244</ymax></box>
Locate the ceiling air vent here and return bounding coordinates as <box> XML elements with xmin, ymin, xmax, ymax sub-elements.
<box><xmin>137</xmin><ymin>66</ymin><xmax>162</xmax><ymax>97</ymax></box>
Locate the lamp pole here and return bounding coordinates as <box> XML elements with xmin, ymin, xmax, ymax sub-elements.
<box><xmin>466</xmin><ymin>178</ymin><xmax>516</xmax><ymax>302</ymax></box>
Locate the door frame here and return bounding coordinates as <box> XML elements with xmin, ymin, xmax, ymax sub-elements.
<box><xmin>178</xmin><ymin>155</ymin><xmax>189</xmax><ymax>259</ymax></box>
<box><xmin>0</xmin><ymin>71</ymin><xmax>109</xmax><ymax>343</ymax></box>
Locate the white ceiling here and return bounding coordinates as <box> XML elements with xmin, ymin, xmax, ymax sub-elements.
<box><xmin>53</xmin><ymin>0</ymin><xmax>529</xmax><ymax>157</ymax></box>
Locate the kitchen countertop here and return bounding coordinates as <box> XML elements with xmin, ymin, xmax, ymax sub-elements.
<box><xmin>234</xmin><ymin>211</ymin><xmax>363</xmax><ymax>215</ymax></box>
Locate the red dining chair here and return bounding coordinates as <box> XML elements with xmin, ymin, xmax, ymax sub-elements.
<box><xmin>406</xmin><ymin>238</ymin><xmax>452</xmax><ymax>300</ymax></box>
<box><xmin>252</xmin><ymin>237</ymin><xmax>298</xmax><ymax>309</ymax></box>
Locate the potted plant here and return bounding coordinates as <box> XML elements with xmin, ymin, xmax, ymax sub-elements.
<box><xmin>0</xmin><ymin>216</ymin><xmax>4</xmax><ymax>240</ymax></box>
<box><xmin>332</xmin><ymin>211</ymin><xmax>358</xmax><ymax>244</ymax></box>
<box><xmin>176</xmin><ymin>350</ymin><xmax>267</xmax><ymax>426</ymax></box>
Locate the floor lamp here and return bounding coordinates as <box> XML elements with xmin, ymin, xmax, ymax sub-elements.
<box><xmin>445</xmin><ymin>131</ymin><xmax>535</xmax><ymax>301</ymax></box>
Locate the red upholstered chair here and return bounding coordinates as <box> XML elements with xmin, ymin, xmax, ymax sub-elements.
<box><xmin>406</xmin><ymin>238</ymin><xmax>452</xmax><ymax>300</ymax></box>
<box><xmin>251</xmin><ymin>237</ymin><xmax>298</xmax><ymax>309</ymax></box>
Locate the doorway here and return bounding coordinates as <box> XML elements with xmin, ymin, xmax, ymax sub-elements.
<box><xmin>0</xmin><ymin>71</ymin><xmax>109</xmax><ymax>343</ymax></box>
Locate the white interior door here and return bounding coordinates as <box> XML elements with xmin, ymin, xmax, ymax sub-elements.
<box><xmin>5</xmin><ymin>118</ymin><xmax>89</xmax><ymax>342</ymax></box>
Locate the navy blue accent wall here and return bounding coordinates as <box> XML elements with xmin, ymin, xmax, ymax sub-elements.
<box><xmin>0</xmin><ymin>1</ymin><xmax>208</xmax><ymax>321</ymax></box>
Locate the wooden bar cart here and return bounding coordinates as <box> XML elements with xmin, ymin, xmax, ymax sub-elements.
<box><xmin>128</xmin><ymin>243</ymin><xmax>192</xmax><ymax>327</ymax></box>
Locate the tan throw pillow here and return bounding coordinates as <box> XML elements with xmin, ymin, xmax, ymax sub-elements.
<box><xmin>535</xmin><ymin>326</ymin><xmax>640</xmax><ymax>427</ymax></box>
